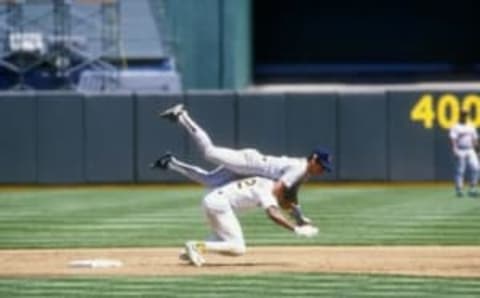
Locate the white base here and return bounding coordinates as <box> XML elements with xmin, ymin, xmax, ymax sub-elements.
<box><xmin>69</xmin><ymin>259</ymin><xmax>123</xmax><ymax>268</ymax></box>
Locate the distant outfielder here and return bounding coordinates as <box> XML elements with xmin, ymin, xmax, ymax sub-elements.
<box><xmin>449</xmin><ymin>111</ymin><xmax>479</xmax><ymax>197</ymax></box>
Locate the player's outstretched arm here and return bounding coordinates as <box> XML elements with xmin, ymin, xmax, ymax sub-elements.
<box><xmin>265</xmin><ymin>206</ymin><xmax>318</xmax><ymax>237</ymax></box>
<box><xmin>265</xmin><ymin>205</ymin><xmax>296</xmax><ymax>231</ymax></box>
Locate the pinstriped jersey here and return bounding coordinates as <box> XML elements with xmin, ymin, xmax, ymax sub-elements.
<box><xmin>450</xmin><ymin>123</ymin><xmax>478</xmax><ymax>149</ymax></box>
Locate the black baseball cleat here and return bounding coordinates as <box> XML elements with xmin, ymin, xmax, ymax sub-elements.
<box><xmin>150</xmin><ymin>152</ymin><xmax>173</xmax><ymax>170</ymax></box>
<box><xmin>158</xmin><ymin>103</ymin><xmax>184</xmax><ymax>122</ymax></box>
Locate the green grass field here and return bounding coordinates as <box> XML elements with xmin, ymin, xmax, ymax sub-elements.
<box><xmin>1</xmin><ymin>184</ymin><xmax>480</xmax><ymax>248</ymax></box>
<box><xmin>1</xmin><ymin>274</ymin><xmax>480</xmax><ymax>298</ymax></box>
<box><xmin>1</xmin><ymin>184</ymin><xmax>480</xmax><ymax>297</ymax></box>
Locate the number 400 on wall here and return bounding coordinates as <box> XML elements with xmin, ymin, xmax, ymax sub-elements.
<box><xmin>410</xmin><ymin>94</ymin><xmax>480</xmax><ymax>129</ymax></box>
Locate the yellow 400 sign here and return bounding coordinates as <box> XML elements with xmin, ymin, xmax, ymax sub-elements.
<box><xmin>410</xmin><ymin>94</ymin><xmax>480</xmax><ymax>129</ymax></box>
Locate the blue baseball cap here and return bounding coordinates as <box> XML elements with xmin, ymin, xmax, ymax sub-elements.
<box><xmin>311</xmin><ymin>147</ymin><xmax>333</xmax><ymax>172</ymax></box>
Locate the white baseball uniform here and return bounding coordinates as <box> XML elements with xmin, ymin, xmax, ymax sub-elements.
<box><xmin>201</xmin><ymin>176</ymin><xmax>278</xmax><ymax>255</ymax></box>
<box><xmin>178</xmin><ymin>111</ymin><xmax>307</xmax><ymax>189</ymax></box>
<box><xmin>449</xmin><ymin>122</ymin><xmax>479</xmax><ymax>194</ymax></box>
<box><xmin>167</xmin><ymin>157</ymin><xmax>243</xmax><ymax>188</ymax></box>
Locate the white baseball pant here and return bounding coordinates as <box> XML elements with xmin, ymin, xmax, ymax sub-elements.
<box><xmin>178</xmin><ymin>111</ymin><xmax>267</xmax><ymax>176</ymax></box>
<box><xmin>201</xmin><ymin>191</ymin><xmax>246</xmax><ymax>256</ymax></box>
<box><xmin>454</xmin><ymin>148</ymin><xmax>479</xmax><ymax>191</ymax></box>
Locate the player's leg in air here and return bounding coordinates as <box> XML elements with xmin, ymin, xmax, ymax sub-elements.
<box><xmin>150</xmin><ymin>152</ymin><xmax>242</xmax><ymax>188</ymax></box>
<box><xmin>158</xmin><ymin>104</ymin><xmax>265</xmax><ymax>176</ymax></box>
<box><xmin>180</xmin><ymin>190</ymin><xmax>247</xmax><ymax>266</ymax></box>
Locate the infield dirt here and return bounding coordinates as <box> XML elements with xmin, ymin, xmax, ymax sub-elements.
<box><xmin>1</xmin><ymin>246</ymin><xmax>480</xmax><ymax>278</ymax></box>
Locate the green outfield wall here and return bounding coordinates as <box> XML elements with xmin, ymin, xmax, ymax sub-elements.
<box><xmin>165</xmin><ymin>0</ymin><xmax>251</xmax><ymax>89</ymax></box>
<box><xmin>0</xmin><ymin>90</ymin><xmax>477</xmax><ymax>184</ymax></box>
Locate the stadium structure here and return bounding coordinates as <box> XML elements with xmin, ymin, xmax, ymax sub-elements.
<box><xmin>0</xmin><ymin>0</ymin><xmax>181</xmax><ymax>92</ymax></box>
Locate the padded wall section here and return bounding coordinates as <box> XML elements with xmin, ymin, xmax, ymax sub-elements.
<box><xmin>136</xmin><ymin>93</ymin><xmax>186</xmax><ymax>182</ymax></box>
<box><xmin>338</xmin><ymin>93</ymin><xmax>388</xmax><ymax>180</ymax></box>
<box><xmin>84</xmin><ymin>94</ymin><xmax>134</xmax><ymax>182</ymax></box>
<box><xmin>435</xmin><ymin>127</ymin><xmax>453</xmax><ymax>181</ymax></box>
<box><xmin>286</xmin><ymin>93</ymin><xmax>338</xmax><ymax>181</ymax></box>
<box><xmin>388</xmin><ymin>92</ymin><xmax>435</xmax><ymax>180</ymax></box>
<box><xmin>237</xmin><ymin>93</ymin><xmax>287</xmax><ymax>156</ymax></box>
<box><xmin>36</xmin><ymin>93</ymin><xmax>84</xmax><ymax>183</ymax></box>
<box><xmin>0</xmin><ymin>94</ymin><xmax>36</xmax><ymax>183</ymax></box>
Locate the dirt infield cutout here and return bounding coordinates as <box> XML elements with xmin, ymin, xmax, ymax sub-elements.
<box><xmin>1</xmin><ymin>246</ymin><xmax>480</xmax><ymax>278</ymax></box>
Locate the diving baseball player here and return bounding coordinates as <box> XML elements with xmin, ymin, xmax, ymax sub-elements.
<box><xmin>178</xmin><ymin>176</ymin><xmax>319</xmax><ymax>266</ymax></box>
<box><xmin>158</xmin><ymin>103</ymin><xmax>332</xmax><ymax>206</ymax></box>
<box><xmin>449</xmin><ymin>111</ymin><xmax>479</xmax><ymax>197</ymax></box>
<box><xmin>151</xmin><ymin>152</ymin><xmax>312</xmax><ymax>225</ymax></box>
